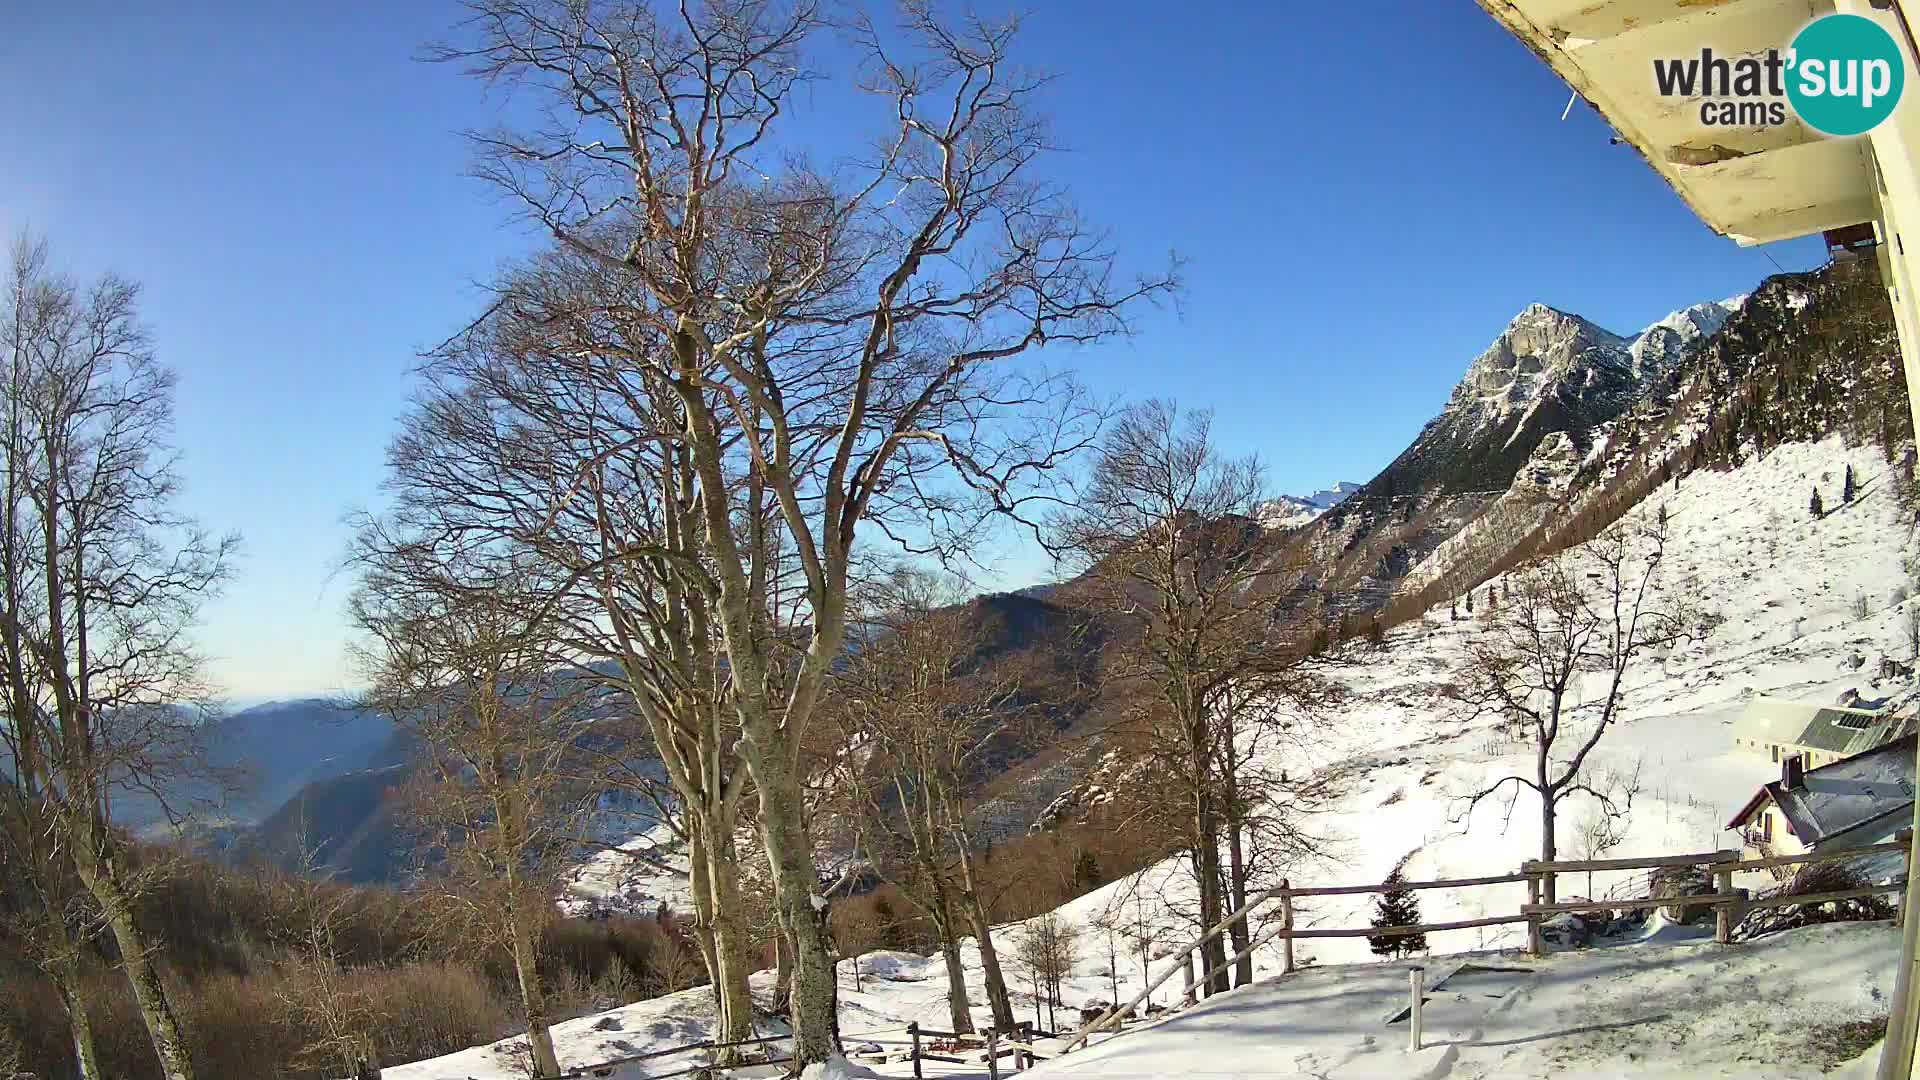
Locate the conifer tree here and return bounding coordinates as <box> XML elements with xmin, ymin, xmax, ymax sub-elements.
<box><xmin>1467</xmin><ymin>591</ymin><xmax>1475</xmax><ymax>615</ymax></box>
<box><xmin>1843</xmin><ymin>464</ymin><xmax>1857</xmax><ymax>503</ymax></box>
<box><xmin>1368</xmin><ymin>867</ymin><xmax>1426</xmax><ymax>959</ymax></box>
<box><xmin>1811</xmin><ymin>486</ymin><xmax>1825</xmax><ymax>519</ymax></box>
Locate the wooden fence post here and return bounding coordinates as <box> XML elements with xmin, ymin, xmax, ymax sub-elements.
<box><xmin>1181</xmin><ymin>949</ymin><xmax>1196</xmax><ymax>1006</ymax></box>
<box><xmin>1280</xmin><ymin>879</ymin><xmax>1295</xmax><ymax>975</ymax></box>
<box><xmin>909</xmin><ymin>1021</ymin><xmax>921</xmax><ymax>1080</ymax></box>
<box><xmin>1524</xmin><ymin>869</ymin><xmax>1543</xmax><ymax>957</ymax></box>
<box><xmin>1899</xmin><ymin>829</ymin><xmax>1913</xmax><ymax>929</ymax></box>
<box><xmin>1714</xmin><ymin>857</ymin><xmax>1737</xmax><ymax>944</ymax></box>
<box><xmin>1019</xmin><ymin>1021</ymin><xmax>1032</xmax><ymax>1070</ymax></box>
<box><xmin>987</xmin><ymin>1028</ymin><xmax>1000</xmax><ymax>1080</ymax></box>
<box><xmin>1408</xmin><ymin>966</ymin><xmax>1425</xmax><ymax>1052</ymax></box>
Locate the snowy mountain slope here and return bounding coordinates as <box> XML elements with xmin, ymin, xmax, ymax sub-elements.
<box><xmin>1628</xmin><ymin>296</ymin><xmax>1743</xmax><ymax>379</ymax></box>
<box><xmin>1061</xmin><ymin>437</ymin><xmax>1914</xmax><ymax>972</ymax></box>
<box><xmin>1378</xmin><ymin>269</ymin><xmax>1892</xmax><ymax>615</ymax></box>
<box><xmin>380</xmin><ymin>979</ymin><xmax>788</xmax><ymax>1080</ymax></box>
<box><xmin>1304</xmin><ymin>481</ymin><xmax>1363</xmax><ymax>509</ymax></box>
<box><xmin>389</xmin><ymin>433</ymin><xmax>1915</xmax><ymax>1080</ymax></box>
<box><xmin>1363</xmin><ymin>299</ymin><xmax>1732</xmax><ymax>502</ymax></box>
<box><xmin>1278</xmin><ymin>293</ymin><xmax>1758</xmax><ymax>622</ymax></box>
<box><xmin>1259</xmin><ymin>482</ymin><xmax>1365</xmax><ymax>529</ymax></box>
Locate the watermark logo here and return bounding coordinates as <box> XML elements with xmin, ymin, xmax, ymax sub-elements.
<box><xmin>1786</xmin><ymin>14</ymin><xmax>1903</xmax><ymax>136</ymax></box>
<box><xmin>1650</xmin><ymin>14</ymin><xmax>1904</xmax><ymax>138</ymax></box>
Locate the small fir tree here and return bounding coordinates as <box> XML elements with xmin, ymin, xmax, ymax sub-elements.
<box><xmin>1811</xmin><ymin>485</ymin><xmax>1825</xmax><ymax>519</ymax></box>
<box><xmin>1368</xmin><ymin>867</ymin><xmax>1426</xmax><ymax>959</ymax></box>
<box><xmin>1072</xmin><ymin>848</ymin><xmax>1102</xmax><ymax>892</ymax></box>
<box><xmin>1366</xmin><ymin>617</ymin><xmax>1386</xmax><ymax>648</ymax></box>
<box><xmin>1844</xmin><ymin>464</ymin><xmax>1857</xmax><ymax>503</ymax></box>
<box><xmin>1466</xmin><ymin>591</ymin><xmax>1475</xmax><ymax>615</ymax></box>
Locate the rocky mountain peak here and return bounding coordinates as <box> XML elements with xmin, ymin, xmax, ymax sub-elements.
<box><xmin>1629</xmin><ymin>296</ymin><xmax>1745</xmax><ymax>379</ymax></box>
<box><xmin>1452</xmin><ymin>306</ymin><xmax>1631</xmax><ymax>426</ymax></box>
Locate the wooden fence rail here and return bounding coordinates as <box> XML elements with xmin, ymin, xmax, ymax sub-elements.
<box><xmin>528</xmin><ymin>832</ymin><xmax>1912</xmax><ymax>1079</ymax></box>
<box><xmin>1060</xmin><ymin>832</ymin><xmax>1911</xmax><ymax>1057</ymax></box>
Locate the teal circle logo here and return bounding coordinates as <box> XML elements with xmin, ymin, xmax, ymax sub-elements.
<box><xmin>1787</xmin><ymin>14</ymin><xmax>1904</xmax><ymax>136</ymax></box>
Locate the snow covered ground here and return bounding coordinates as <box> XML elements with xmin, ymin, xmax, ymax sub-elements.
<box><xmin>558</xmin><ymin>818</ymin><xmax>697</xmax><ymax>919</ymax></box>
<box><xmin>1026</xmin><ymin>921</ymin><xmax>1895</xmax><ymax>1080</ymax></box>
<box><xmin>388</xmin><ymin>436</ymin><xmax>1913</xmax><ymax>1079</ymax></box>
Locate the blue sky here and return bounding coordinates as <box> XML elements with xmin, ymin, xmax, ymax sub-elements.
<box><xmin>0</xmin><ymin>3</ymin><xmax>1825</xmax><ymax>702</ymax></box>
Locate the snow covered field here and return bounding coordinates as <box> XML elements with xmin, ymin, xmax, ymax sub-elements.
<box><xmin>1029</xmin><ymin>921</ymin><xmax>1896</xmax><ymax>1080</ymax></box>
<box><xmin>387</xmin><ymin>437</ymin><xmax>1913</xmax><ymax>1079</ymax></box>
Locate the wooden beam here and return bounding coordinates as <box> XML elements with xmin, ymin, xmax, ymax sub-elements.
<box><xmin>1280</xmin><ymin>915</ymin><xmax>1530</xmax><ymax>940</ymax></box>
<box><xmin>1524</xmin><ymin>850</ymin><xmax>1737</xmax><ymax>873</ymax></box>
<box><xmin>1523</xmin><ymin>893</ymin><xmax>1743</xmax><ymax>916</ymax></box>
<box><xmin>1286</xmin><ymin>872</ymin><xmax>1532</xmax><ymax>898</ymax></box>
<box><xmin>1740</xmin><ymin>884</ymin><xmax>1905</xmax><ymax>912</ymax></box>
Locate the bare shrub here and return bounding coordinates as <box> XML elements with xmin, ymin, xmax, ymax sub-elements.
<box><xmin>1013</xmin><ymin>914</ymin><xmax>1082</xmax><ymax>1031</ymax></box>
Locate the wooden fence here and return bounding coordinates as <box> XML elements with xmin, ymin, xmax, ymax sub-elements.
<box><xmin>491</xmin><ymin>832</ymin><xmax>1910</xmax><ymax>1078</ymax></box>
<box><xmin>901</xmin><ymin>1021</ymin><xmax>1052</xmax><ymax>1079</ymax></box>
<box><xmin>1060</xmin><ymin>831</ymin><xmax>1911</xmax><ymax>1054</ymax></box>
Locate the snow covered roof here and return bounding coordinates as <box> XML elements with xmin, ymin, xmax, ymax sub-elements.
<box><xmin>1729</xmin><ymin>734</ymin><xmax>1917</xmax><ymax>846</ymax></box>
<box><xmin>1475</xmin><ymin>0</ymin><xmax>1876</xmax><ymax>246</ymax></box>
<box><xmin>1734</xmin><ymin>694</ymin><xmax>1916</xmax><ymax>757</ymax></box>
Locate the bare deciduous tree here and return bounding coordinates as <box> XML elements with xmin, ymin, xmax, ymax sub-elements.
<box><xmin>1570</xmin><ymin>761</ymin><xmax>1641</xmax><ymax>899</ymax></box>
<box><xmin>269</xmin><ymin>867</ymin><xmax>385</xmax><ymax>1080</ymax></box>
<box><xmin>827</xmin><ymin>567</ymin><xmax>1044</xmax><ymax>1033</ymax></box>
<box><xmin>1050</xmin><ymin>401</ymin><xmax>1332</xmax><ymax>993</ymax></box>
<box><xmin>427</xmin><ymin>0</ymin><xmax>1173</xmax><ymax>1061</ymax></box>
<box><xmin>1012</xmin><ymin>913</ymin><xmax>1079</xmax><ymax>1032</ymax></box>
<box><xmin>0</xmin><ymin>233</ymin><xmax>236</xmax><ymax>1080</ymax></box>
<box><xmin>372</xmin><ymin>247</ymin><xmax>764</xmax><ymax>1050</ymax></box>
<box><xmin>351</xmin><ymin>558</ymin><xmax>610</xmax><ymax>1080</ymax></box>
<box><xmin>1453</xmin><ymin>520</ymin><xmax>1687</xmax><ymax>901</ymax></box>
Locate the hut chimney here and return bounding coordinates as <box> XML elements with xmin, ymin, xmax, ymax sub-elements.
<box><xmin>1783</xmin><ymin>754</ymin><xmax>1806</xmax><ymax>791</ymax></box>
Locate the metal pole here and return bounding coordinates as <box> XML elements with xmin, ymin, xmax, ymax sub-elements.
<box><xmin>1409</xmin><ymin>966</ymin><xmax>1424</xmax><ymax>1052</ymax></box>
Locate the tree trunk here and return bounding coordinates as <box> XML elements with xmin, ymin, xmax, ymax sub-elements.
<box><xmin>1193</xmin><ymin>827</ymin><xmax>1228</xmax><ymax>995</ymax></box>
<box><xmin>952</xmin><ymin>843</ymin><xmax>1015</xmax><ymax>1030</ymax></box>
<box><xmin>1190</xmin><ymin>722</ymin><xmax>1228</xmax><ymax>996</ymax></box>
<box><xmin>1226</xmin><ymin>818</ymin><xmax>1252</xmax><ymax>988</ymax></box>
<box><xmin>686</xmin><ymin>822</ymin><xmax>722</xmax><ymax>1002</ymax></box>
<box><xmin>705</xmin><ymin>826</ymin><xmax>756</xmax><ymax>1054</ymax></box>
<box><xmin>79</xmin><ymin>853</ymin><xmax>195</xmax><ymax>1080</ymax></box>
<box><xmin>68</xmin><ymin>832</ymin><xmax>191</xmax><ymax>1080</ymax></box>
<box><xmin>774</xmin><ymin>931</ymin><xmax>793</xmax><ymax>1013</ymax></box>
<box><xmin>927</xmin><ymin>886</ymin><xmax>974</xmax><ymax>1034</ymax></box>
<box><xmin>506</xmin><ymin>898</ymin><xmax>562</xmax><ymax>1079</ymax></box>
<box><xmin>1539</xmin><ymin>793</ymin><xmax>1559</xmax><ymax>905</ymax></box>
<box><xmin>53</xmin><ymin>952</ymin><xmax>101</xmax><ymax>1080</ymax></box>
<box><xmin>750</xmin><ymin>755</ymin><xmax>838</xmax><ymax>1065</ymax></box>
<box><xmin>939</xmin><ymin>933</ymin><xmax>973</xmax><ymax>1034</ymax></box>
